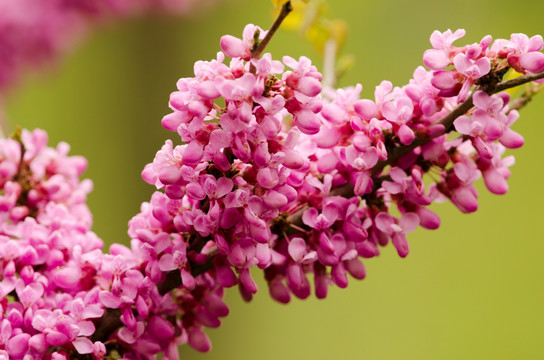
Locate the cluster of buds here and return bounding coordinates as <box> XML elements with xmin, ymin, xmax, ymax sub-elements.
<box><xmin>0</xmin><ymin>129</ymin><xmax>106</xmax><ymax>358</ymax></box>
<box><xmin>0</xmin><ymin>130</ymin><xmax>229</xmax><ymax>358</ymax></box>
<box><xmin>0</xmin><ymin>10</ymin><xmax>543</xmax><ymax>359</ymax></box>
<box><xmin>129</xmin><ymin>22</ymin><xmax>543</xmax><ymax>350</ymax></box>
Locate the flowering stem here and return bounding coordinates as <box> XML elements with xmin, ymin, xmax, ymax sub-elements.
<box><xmin>373</xmin><ymin>70</ymin><xmax>544</xmax><ymax>175</ymax></box>
<box><xmin>93</xmin><ymin>260</ymin><xmax>215</xmax><ymax>343</ymax></box>
<box><xmin>91</xmin><ymin>67</ymin><xmax>544</xmax><ymax>348</ymax></box>
<box><xmin>93</xmin><ymin>6</ymin><xmax>299</xmax><ymax>345</ymax></box>
<box><xmin>289</xmin><ymin>69</ymin><xmax>544</xmax><ymax>227</ymax></box>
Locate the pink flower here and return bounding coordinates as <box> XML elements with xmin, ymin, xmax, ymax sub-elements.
<box><xmin>374</xmin><ymin>213</ymin><xmax>419</xmax><ymax>257</ymax></box>
<box><xmin>423</xmin><ymin>29</ymin><xmax>466</xmax><ymax>70</ymax></box>
<box><xmin>302</xmin><ymin>203</ymin><xmax>340</xmax><ymax>231</ymax></box>
<box><xmin>453</xmin><ymin>53</ymin><xmax>491</xmax><ymax>101</ymax></box>
<box><xmin>494</xmin><ymin>33</ymin><xmax>544</xmax><ymax>73</ymax></box>
<box><xmin>158</xmin><ymin>245</ymin><xmax>195</xmax><ymax>290</ymax></box>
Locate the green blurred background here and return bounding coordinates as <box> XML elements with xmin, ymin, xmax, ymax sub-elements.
<box><xmin>4</xmin><ymin>0</ymin><xmax>544</xmax><ymax>358</ymax></box>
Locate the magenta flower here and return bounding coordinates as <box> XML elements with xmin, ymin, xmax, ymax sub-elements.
<box><xmin>302</xmin><ymin>203</ymin><xmax>340</xmax><ymax>231</ymax></box>
<box><xmin>374</xmin><ymin>212</ymin><xmax>419</xmax><ymax>257</ymax></box>
<box><xmin>158</xmin><ymin>246</ymin><xmax>195</xmax><ymax>290</ymax></box>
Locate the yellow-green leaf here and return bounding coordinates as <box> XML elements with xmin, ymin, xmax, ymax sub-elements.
<box><xmin>503</xmin><ymin>69</ymin><xmax>523</xmax><ymax>95</ymax></box>
<box><xmin>271</xmin><ymin>0</ymin><xmax>286</xmax><ymax>7</ymax></box>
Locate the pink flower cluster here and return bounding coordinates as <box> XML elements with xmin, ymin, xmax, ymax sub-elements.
<box><xmin>0</xmin><ymin>130</ymin><xmax>229</xmax><ymax>358</ymax></box>
<box><xmin>0</xmin><ymin>24</ymin><xmax>543</xmax><ymax>359</ymax></box>
<box><xmin>0</xmin><ymin>129</ymin><xmax>105</xmax><ymax>358</ymax></box>
<box><xmin>134</xmin><ymin>25</ymin><xmax>542</xmax><ymax>311</ymax></box>
<box><xmin>424</xmin><ymin>30</ymin><xmax>544</xmax><ymax>101</ymax></box>
<box><xmin>0</xmin><ymin>0</ymin><xmax>219</xmax><ymax>95</ymax></box>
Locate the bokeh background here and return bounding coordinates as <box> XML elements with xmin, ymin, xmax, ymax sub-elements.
<box><xmin>3</xmin><ymin>0</ymin><xmax>544</xmax><ymax>358</ymax></box>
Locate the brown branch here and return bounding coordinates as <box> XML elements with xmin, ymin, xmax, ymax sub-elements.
<box><xmin>91</xmin><ymin>309</ymin><xmax>121</xmax><ymax>343</ymax></box>
<box><xmin>157</xmin><ymin>260</ymin><xmax>214</xmax><ymax>295</ymax></box>
<box><xmin>252</xmin><ymin>1</ymin><xmax>293</xmax><ymax>59</ymax></box>
<box><xmin>493</xmin><ymin>71</ymin><xmax>544</xmax><ymax>93</ymax></box>
<box><xmin>509</xmin><ymin>95</ymin><xmax>531</xmax><ymax>112</ymax></box>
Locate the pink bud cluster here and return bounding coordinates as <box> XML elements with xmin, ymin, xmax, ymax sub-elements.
<box><xmin>424</xmin><ymin>30</ymin><xmax>544</xmax><ymax>101</ymax></box>
<box><xmin>131</xmin><ymin>25</ymin><xmax>542</xmax><ymax>333</ymax></box>
<box><xmin>0</xmin><ymin>130</ymin><xmax>229</xmax><ymax>358</ymax></box>
<box><xmin>130</xmin><ymin>23</ymin><xmax>325</xmax><ymax>344</ymax></box>
<box><xmin>0</xmin><ymin>0</ymin><xmax>219</xmax><ymax>95</ymax></box>
<box><xmin>0</xmin><ymin>129</ymin><xmax>106</xmax><ymax>358</ymax></box>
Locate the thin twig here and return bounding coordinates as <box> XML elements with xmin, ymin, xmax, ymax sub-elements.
<box><xmin>252</xmin><ymin>1</ymin><xmax>293</xmax><ymax>59</ymax></box>
<box><xmin>493</xmin><ymin>71</ymin><xmax>544</xmax><ymax>93</ymax></box>
<box><xmin>509</xmin><ymin>83</ymin><xmax>544</xmax><ymax>112</ymax></box>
